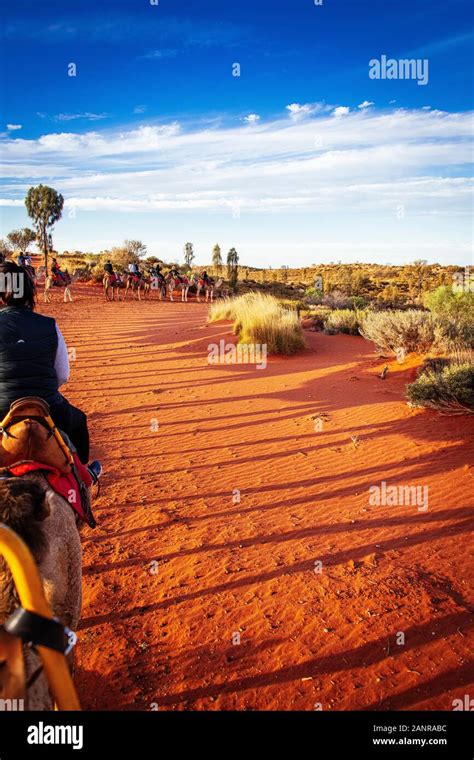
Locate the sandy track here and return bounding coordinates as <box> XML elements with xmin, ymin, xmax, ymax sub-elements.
<box><xmin>40</xmin><ymin>284</ymin><xmax>474</xmax><ymax>711</ymax></box>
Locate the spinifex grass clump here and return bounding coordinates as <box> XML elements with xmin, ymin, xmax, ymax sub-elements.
<box><xmin>208</xmin><ymin>292</ymin><xmax>305</xmax><ymax>355</ymax></box>
<box><xmin>406</xmin><ymin>361</ymin><xmax>474</xmax><ymax>415</ymax></box>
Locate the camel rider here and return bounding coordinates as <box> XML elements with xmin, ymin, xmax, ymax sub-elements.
<box><xmin>104</xmin><ymin>260</ymin><xmax>118</xmax><ymax>283</ymax></box>
<box><xmin>128</xmin><ymin>262</ymin><xmax>141</xmax><ymax>282</ymax></box>
<box><xmin>18</xmin><ymin>254</ymin><xmax>26</xmax><ymax>267</ymax></box>
<box><xmin>150</xmin><ymin>263</ymin><xmax>163</xmax><ymax>279</ymax></box>
<box><xmin>0</xmin><ymin>262</ymin><xmax>101</xmax><ymax>481</ymax></box>
<box><xmin>51</xmin><ymin>258</ymin><xmax>66</xmax><ymax>283</ymax></box>
<box><xmin>169</xmin><ymin>266</ymin><xmax>182</xmax><ymax>282</ymax></box>
<box><xmin>200</xmin><ymin>270</ymin><xmax>211</xmax><ymax>284</ymax></box>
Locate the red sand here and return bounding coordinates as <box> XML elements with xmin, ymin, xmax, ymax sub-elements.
<box><xmin>40</xmin><ymin>284</ymin><xmax>473</xmax><ymax>711</ymax></box>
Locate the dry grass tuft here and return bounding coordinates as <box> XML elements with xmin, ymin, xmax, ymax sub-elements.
<box><xmin>209</xmin><ymin>293</ymin><xmax>305</xmax><ymax>355</ymax></box>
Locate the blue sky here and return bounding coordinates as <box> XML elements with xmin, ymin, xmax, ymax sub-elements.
<box><xmin>0</xmin><ymin>0</ymin><xmax>472</xmax><ymax>266</ymax></box>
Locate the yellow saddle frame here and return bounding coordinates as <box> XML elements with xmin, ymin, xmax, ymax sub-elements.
<box><xmin>0</xmin><ymin>524</ymin><xmax>80</xmax><ymax>710</ymax></box>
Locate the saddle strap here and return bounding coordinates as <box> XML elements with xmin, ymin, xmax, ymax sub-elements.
<box><xmin>4</xmin><ymin>607</ymin><xmax>77</xmax><ymax>655</ymax></box>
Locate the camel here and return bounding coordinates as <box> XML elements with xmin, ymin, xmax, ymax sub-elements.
<box><xmin>141</xmin><ymin>273</ymin><xmax>154</xmax><ymax>300</ymax></box>
<box><xmin>166</xmin><ymin>273</ymin><xmax>192</xmax><ymax>302</ymax></box>
<box><xmin>124</xmin><ymin>273</ymin><xmax>145</xmax><ymax>301</ymax></box>
<box><xmin>0</xmin><ymin>476</ymin><xmax>82</xmax><ymax>710</ymax></box>
<box><xmin>196</xmin><ymin>277</ymin><xmax>224</xmax><ymax>303</ymax></box>
<box><xmin>44</xmin><ymin>272</ymin><xmax>74</xmax><ymax>304</ymax></box>
<box><xmin>149</xmin><ymin>271</ymin><xmax>167</xmax><ymax>300</ymax></box>
<box><xmin>103</xmin><ymin>272</ymin><xmax>124</xmax><ymax>301</ymax></box>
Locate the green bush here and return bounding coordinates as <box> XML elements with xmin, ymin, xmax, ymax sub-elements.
<box><xmin>350</xmin><ymin>295</ymin><xmax>368</xmax><ymax>310</ymax></box>
<box><xmin>424</xmin><ymin>285</ymin><xmax>474</xmax><ymax>322</ymax></box>
<box><xmin>422</xmin><ymin>286</ymin><xmax>474</xmax><ymax>353</ymax></box>
<box><xmin>360</xmin><ymin>310</ymin><xmax>435</xmax><ymax>355</ymax></box>
<box><xmin>304</xmin><ymin>286</ymin><xmax>324</xmax><ymax>304</ymax></box>
<box><xmin>406</xmin><ymin>362</ymin><xmax>474</xmax><ymax>415</ymax></box>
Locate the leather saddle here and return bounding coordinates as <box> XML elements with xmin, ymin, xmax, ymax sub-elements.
<box><xmin>0</xmin><ymin>397</ymin><xmax>74</xmax><ymax>475</ymax></box>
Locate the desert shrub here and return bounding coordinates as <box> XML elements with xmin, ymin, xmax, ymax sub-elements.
<box><xmin>423</xmin><ymin>286</ymin><xmax>474</xmax><ymax>353</ymax></box>
<box><xmin>406</xmin><ymin>361</ymin><xmax>474</xmax><ymax>415</ymax></box>
<box><xmin>278</xmin><ymin>298</ymin><xmax>307</xmax><ymax>314</ymax></box>
<box><xmin>350</xmin><ymin>295</ymin><xmax>368</xmax><ymax>310</ymax></box>
<box><xmin>433</xmin><ymin>317</ymin><xmax>474</xmax><ymax>353</ymax></box>
<box><xmin>322</xmin><ymin>289</ymin><xmax>352</xmax><ymax>309</ymax></box>
<box><xmin>304</xmin><ymin>286</ymin><xmax>324</xmax><ymax>304</ymax></box>
<box><xmin>323</xmin><ymin>309</ymin><xmax>366</xmax><ymax>335</ymax></box>
<box><xmin>424</xmin><ymin>285</ymin><xmax>474</xmax><ymax>322</ymax></box>
<box><xmin>208</xmin><ymin>292</ymin><xmax>305</xmax><ymax>355</ymax></box>
<box><xmin>303</xmin><ymin>305</ymin><xmax>331</xmax><ymax>330</ymax></box>
<box><xmin>360</xmin><ymin>310</ymin><xmax>435</xmax><ymax>355</ymax></box>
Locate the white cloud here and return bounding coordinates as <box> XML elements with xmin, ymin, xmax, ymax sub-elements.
<box><xmin>6</xmin><ymin>124</ymin><xmax>22</xmax><ymax>131</ymax></box>
<box><xmin>140</xmin><ymin>49</ymin><xmax>178</xmax><ymax>60</ymax></box>
<box><xmin>0</xmin><ymin>106</ymin><xmax>471</xmax><ymax>264</ymax></box>
<box><xmin>55</xmin><ymin>112</ymin><xmax>109</xmax><ymax>122</ymax></box>
<box><xmin>286</xmin><ymin>103</ymin><xmax>314</xmax><ymax>119</ymax></box>
<box><xmin>333</xmin><ymin>106</ymin><xmax>350</xmax><ymax>117</ymax></box>
<box><xmin>358</xmin><ymin>101</ymin><xmax>374</xmax><ymax>109</ymax></box>
<box><xmin>243</xmin><ymin>113</ymin><xmax>260</xmax><ymax>123</ymax></box>
<box><xmin>133</xmin><ymin>105</ymin><xmax>147</xmax><ymax>114</ymax></box>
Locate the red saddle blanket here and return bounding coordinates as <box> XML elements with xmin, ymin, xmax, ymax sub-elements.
<box><xmin>5</xmin><ymin>455</ymin><xmax>93</xmax><ymax>523</ymax></box>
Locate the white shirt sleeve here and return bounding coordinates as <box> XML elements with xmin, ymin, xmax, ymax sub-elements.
<box><xmin>55</xmin><ymin>324</ymin><xmax>70</xmax><ymax>387</ymax></box>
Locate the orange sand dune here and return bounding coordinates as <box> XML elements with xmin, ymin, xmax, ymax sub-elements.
<box><xmin>40</xmin><ymin>284</ymin><xmax>474</xmax><ymax>711</ymax></box>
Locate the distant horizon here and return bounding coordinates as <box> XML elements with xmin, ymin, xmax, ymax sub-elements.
<box><xmin>1</xmin><ymin>0</ymin><xmax>472</xmax><ymax>268</ymax></box>
<box><xmin>47</xmin><ymin>247</ymin><xmax>468</xmax><ymax>270</ymax></box>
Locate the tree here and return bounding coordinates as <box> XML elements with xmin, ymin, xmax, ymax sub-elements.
<box><xmin>7</xmin><ymin>227</ymin><xmax>36</xmax><ymax>255</ymax></box>
<box><xmin>212</xmin><ymin>244</ymin><xmax>222</xmax><ymax>272</ymax></box>
<box><xmin>124</xmin><ymin>239</ymin><xmax>147</xmax><ymax>258</ymax></box>
<box><xmin>0</xmin><ymin>238</ymin><xmax>12</xmax><ymax>262</ymax></box>
<box><xmin>184</xmin><ymin>242</ymin><xmax>194</xmax><ymax>269</ymax></box>
<box><xmin>25</xmin><ymin>185</ymin><xmax>64</xmax><ymax>272</ymax></box>
<box><xmin>227</xmin><ymin>247</ymin><xmax>239</xmax><ymax>291</ymax></box>
<box><xmin>409</xmin><ymin>259</ymin><xmax>429</xmax><ymax>301</ymax></box>
<box><xmin>102</xmin><ymin>246</ymin><xmax>139</xmax><ymax>273</ymax></box>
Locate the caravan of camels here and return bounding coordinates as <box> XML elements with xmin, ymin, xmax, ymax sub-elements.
<box><xmin>31</xmin><ymin>258</ymin><xmax>227</xmax><ymax>304</ymax></box>
<box><xmin>102</xmin><ymin>268</ymin><xmax>225</xmax><ymax>303</ymax></box>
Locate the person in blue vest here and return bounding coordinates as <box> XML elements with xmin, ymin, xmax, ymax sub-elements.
<box><xmin>0</xmin><ymin>261</ymin><xmax>101</xmax><ymax>481</ymax></box>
